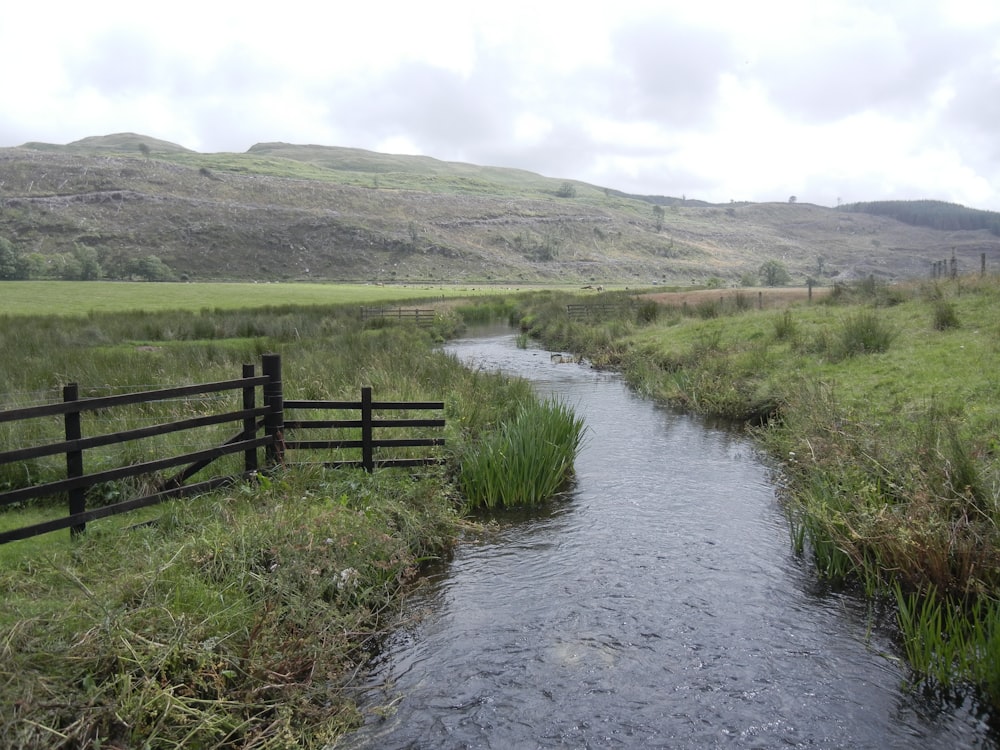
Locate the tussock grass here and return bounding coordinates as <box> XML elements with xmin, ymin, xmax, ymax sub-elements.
<box><xmin>1</xmin><ymin>296</ymin><xmax>581</xmax><ymax>746</ymax></box>
<box><xmin>1</xmin><ymin>468</ymin><xmax>460</xmax><ymax>748</ymax></box>
<box><xmin>457</xmin><ymin>398</ymin><xmax>586</xmax><ymax>510</ymax></box>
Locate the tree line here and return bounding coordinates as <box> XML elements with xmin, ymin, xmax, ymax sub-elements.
<box><xmin>838</xmin><ymin>200</ymin><xmax>1000</xmax><ymax>236</ymax></box>
<box><xmin>0</xmin><ymin>238</ymin><xmax>177</xmax><ymax>281</ymax></box>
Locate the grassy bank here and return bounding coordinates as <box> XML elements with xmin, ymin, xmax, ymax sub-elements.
<box><xmin>0</xmin><ymin>300</ymin><xmax>582</xmax><ymax>747</ymax></box>
<box><xmin>514</xmin><ymin>277</ymin><xmax>1000</xmax><ymax>702</ymax></box>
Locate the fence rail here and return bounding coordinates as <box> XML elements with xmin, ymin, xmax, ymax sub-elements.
<box><xmin>566</xmin><ymin>302</ymin><xmax>633</xmax><ymax>320</ymax></box>
<box><xmin>360</xmin><ymin>307</ymin><xmax>437</xmax><ymax>327</ymax></box>
<box><xmin>0</xmin><ymin>354</ymin><xmax>445</xmax><ymax>544</ymax></box>
<box><xmin>284</xmin><ymin>387</ymin><xmax>446</xmax><ymax>472</ymax></box>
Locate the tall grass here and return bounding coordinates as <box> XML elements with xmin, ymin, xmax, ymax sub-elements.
<box><xmin>511</xmin><ymin>276</ymin><xmax>1000</xmax><ymax>702</ymax></box>
<box><xmin>896</xmin><ymin>585</ymin><xmax>1000</xmax><ymax>702</ymax></box>
<box><xmin>1</xmin><ymin>467</ymin><xmax>460</xmax><ymax>748</ymax></box>
<box><xmin>458</xmin><ymin>398</ymin><xmax>586</xmax><ymax>510</ymax></box>
<box><xmin>1</xmin><ymin>297</ymin><xmax>572</xmax><ymax>746</ymax></box>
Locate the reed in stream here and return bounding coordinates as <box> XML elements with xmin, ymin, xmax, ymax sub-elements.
<box><xmin>457</xmin><ymin>397</ymin><xmax>586</xmax><ymax>510</ymax></box>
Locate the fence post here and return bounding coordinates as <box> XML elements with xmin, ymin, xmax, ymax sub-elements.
<box><xmin>361</xmin><ymin>386</ymin><xmax>374</xmax><ymax>473</ymax></box>
<box><xmin>64</xmin><ymin>383</ymin><xmax>86</xmax><ymax>537</ymax></box>
<box><xmin>242</xmin><ymin>364</ymin><xmax>258</xmax><ymax>474</ymax></box>
<box><xmin>262</xmin><ymin>354</ymin><xmax>284</xmax><ymax>466</ymax></box>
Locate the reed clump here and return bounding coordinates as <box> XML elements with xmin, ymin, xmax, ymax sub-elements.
<box><xmin>457</xmin><ymin>398</ymin><xmax>586</xmax><ymax>510</ymax></box>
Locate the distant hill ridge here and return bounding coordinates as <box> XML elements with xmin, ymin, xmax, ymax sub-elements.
<box><xmin>839</xmin><ymin>200</ymin><xmax>1000</xmax><ymax>236</ymax></box>
<box><xmin>2</xmin><ymin>133</ymin><xmax>999</xmax><ymax>284</ymax></box>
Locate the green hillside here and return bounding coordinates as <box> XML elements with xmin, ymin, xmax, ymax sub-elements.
<box><xmin>2</xmin><ymin>134</ymin><xmax>999</xmax><ymax>284</ymax></box>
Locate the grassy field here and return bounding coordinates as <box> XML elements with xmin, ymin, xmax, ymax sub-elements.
<box><xmin>0</xmin><ymin>281</ymin><xmax>525</xmax><ymax>316</ymax></box>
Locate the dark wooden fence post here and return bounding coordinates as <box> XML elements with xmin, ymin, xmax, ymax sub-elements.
<box><xmin>63</xmin><ymin>383</ymin><xmax>86</xmax><ymax>537</ymax></box>
<box><xmin>242</xmin><ymin>364</ymin><xmax>258</xmax><ymax>474</ymax></box>
<box><xmin>361</xmin><ymin>386</ymin><xmax>374</xmax><ymax>472</ymax></box>
<box><xmin>983</xmin><ymin>253</ymin><xmax>987</xmax><ymax>276</ymax></box>
<box><xmin>262</xmin><ymin>354</ymin><xmax>284</xmax><ymax>466</ymax></box>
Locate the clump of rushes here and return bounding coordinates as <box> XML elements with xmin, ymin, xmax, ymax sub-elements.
<box><xmin>458</xmin><ymin>398</ymin><xmax>586</xmax><ymax>510</ymax></box>
<box><xmin>895</xmin><ymin>585</ymin><xmax>1000</xmax><ymax>703</ymax></box>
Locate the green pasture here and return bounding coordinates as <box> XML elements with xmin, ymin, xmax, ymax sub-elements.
<box><xmin>0</xmin><ymin>281</ymin><xmax>523</xmax><ymax>316</ymax></box>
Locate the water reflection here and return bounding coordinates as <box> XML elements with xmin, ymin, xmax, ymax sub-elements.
<box><xmin>335</xmin><ymin>329</ymin><xmax>997</xmax><ymax>749</ymax></box>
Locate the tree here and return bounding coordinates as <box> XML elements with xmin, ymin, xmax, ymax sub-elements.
<box><xmin>72</xmin><ymin>244</ymin><xmax>102</xmax><ymax>280</ymax></box>
<box><xmin>652</xmin><ymin>204</ymin><xmax>665</xmax><ymax>232</ymax></box>
<box><xmin>788</xmin><ymin>195</ymin><xmax>797</xmax><ymax>204</ymax></box>
<box><xmin>759</xmin><ymin>259</ymin><xmax>791</xmax><ymax>287</ymax></box>
<box><xmin>138</xmin><ymin>143</ymin><xmax>151</xmax><ymax>158</ymax></box>
<box><xmin>20</xmin><ymin>253</ymin><xmax>47</xmax><ymax>279</ymax></box>
<box><xmin>54</xmin><ymin>253</ymin><xmax>83</xmax><ymax>280</ymax></box>
<box><xmin>132</xmin><ymin>255</ymin><xmax>176</xmax><ymax>281</ymax></box>
<box><xmin>555</xmin><ymin>182</ymin><xmax>577</xmax><ymax>198</ymax></box>
<box><xmin>0</xmin><ymin>237</ymin><xmax>19</xmax><ymax>280</ymax></box>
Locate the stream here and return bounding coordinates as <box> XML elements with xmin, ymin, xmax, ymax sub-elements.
<box><xmin>335</xmin><ymin>327</ymin><xmax>997</xmax><ymax>749</ymax></box>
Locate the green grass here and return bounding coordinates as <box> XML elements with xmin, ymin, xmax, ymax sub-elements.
<box><xmin>0</xmin><ymin>294</ymin><xmax>586</xmax><ymax>746</ymax></box>
<box><xmin>457</xmin><ymin>398</ymin><xmax>586</xmax><ymax>510</ymax></box>
<box><xmin>0</xmin><ymin>281</ymin><xmax>518</xmax><ymax>317</ymax></box>
<box><xmin>513</xmin><ymin>275</ymin><xmax>1000</xmax><ymax>702</ymax></box>
<box><xmin>1</xmin><ymin>468</ymin><xmax>461</xmax><ymax>748</ymax></box>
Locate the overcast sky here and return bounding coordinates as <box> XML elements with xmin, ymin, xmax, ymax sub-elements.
<box><xmin>2</xmin><ymin>0</ymin><xmax>999</xmax><ymax>209</ymax></box>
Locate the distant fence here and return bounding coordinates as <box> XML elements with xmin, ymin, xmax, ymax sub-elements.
<box><xmin>566</xmin><ymin>302</ymin><xmax>633</xmax><ymax>321</ymax></box>
<box><xmin>361</xmin><ymin>307</ymin><xmax>437</xmax><ymax>327</ymax></box>
<box><xmin>0</xmin><ymin>354</ymin><xmax>445</xmax><ymax>544</ymax></box>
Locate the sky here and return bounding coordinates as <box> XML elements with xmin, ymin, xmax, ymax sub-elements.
<box><xmin>2</xmin><ymin>0</ymin><xmax>999</xmax><ymax>210</ymax></box>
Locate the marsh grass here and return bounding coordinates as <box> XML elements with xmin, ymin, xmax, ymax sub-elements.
<box><xmin>932</xmin><ymin>298</ymin><xmax>961</xmax><ymax>330</ymax></box>
<box><xmin>1</xmin><ymin>296</ymin><xmax>574</xmax><ymax>746</ymax></box>
<box><xmin>512</xmin><ymin>276</ymin><xmax>1000</xmax><ymax>701</ymax></box>
<box><xmin>833</xmin><ymin>309</ymin><xmax>896</xmax><ymax>359</ymax></box>
<box><xmin>896</xmin><ymin>585</ymin><xmax>1000</xmax><ymax>701</ymax></box>
<box><xmin>1</xmin><ymin>467</ymin><xmax>461</xmax><ymax>748</ymax></box>
<box><xmin>773</xmin><ymin>309</ymin><xmax>798</xmax><ymax>341</ymax></box>
<box><xmin>458</xmin><ymin>398</ymin><xmax>586</xmax><ymax>510</ymax></box>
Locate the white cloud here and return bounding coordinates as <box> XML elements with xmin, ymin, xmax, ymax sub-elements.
<box><xmin>1</xmin><ymin>0</ymin><xmax>999</xmax><ymax>210</ymax></box>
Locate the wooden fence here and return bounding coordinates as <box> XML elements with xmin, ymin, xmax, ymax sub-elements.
<box><xmin>360</xmin><ymin>307</ymin><xmax>437</xmax><ymax>327</ymax></box>
<box><xmin>0</xmin><ymin>354</ymin><xmax>445</xmax><ymax>544</ymax></box>
<box><xmin>284</xmin><ymin>387</ymin><xmax>445</xmax><ymax>472</ymax></box>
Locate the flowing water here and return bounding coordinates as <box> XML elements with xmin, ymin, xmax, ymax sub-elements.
<box><xmin>336</xmin><ymin>327</ymin><xmax>998</xmax><ymax>749</ymax></box>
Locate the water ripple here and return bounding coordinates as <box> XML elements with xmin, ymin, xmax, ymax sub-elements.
<box><xmin>334</xmin><ymin>330</ymin><xmax>997</xmax><ymax>750</ymax></box>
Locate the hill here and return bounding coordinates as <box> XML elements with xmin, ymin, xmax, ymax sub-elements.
<box><xmin>2</xmin><ymin>133</ymin><xmax>999</xmax><ymax>284</ymax></box>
